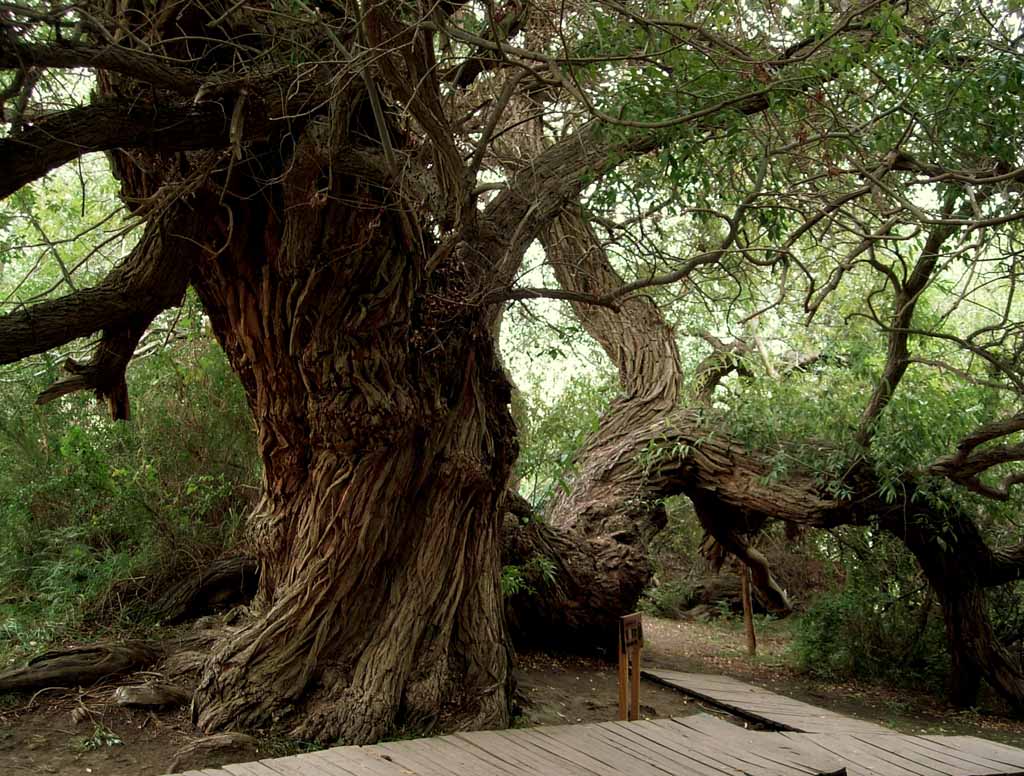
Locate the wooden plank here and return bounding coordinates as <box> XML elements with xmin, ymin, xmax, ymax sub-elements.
<box><xmin>908</xmin><ymin>736</ymin><xmax>1024</xmax><ymax>773</ymax></box>
<box><xmin>609</xmin><ymin>719</ymin><xmax>787</xmax><ymax>776</ymax></box>
<box><xmin>595</xmin><ymin>721</ymin><xmax>747</xmax><ymax>776</ymax></box>
<box><xmin>533</xmin><ymin>722</ymin><xmax>688</xmax><ymax>776</ymax></box>
<box><xmin>450</xmin><ymin>733</ymin><xmax>557</xmax><ymax>773</ymax></box>
<box><xmin>420</xmin><ymin>734</ymin><xmax>527</xmax><ymax>776</ymax></box>
<box><xmin>643</xmin><ymin>668</ymin><xmax>891</xmax><ymax>736</ymax></box>
<box><xmin>306</xmin><ymin>747</ymin><xmax>409</xmax><ymax>776</ymax></box>
<box><xmin>377</xmin><ymin>738</ymin><xmax>515</xmax><ymax>776</ymax></box>
<box><xmin>644</xmin><ymin>717</ymin><xmax>812</xmax><ymax>776</ymax></box>
<box><xmin>491</xmin><ymin>725</ymin><xmax>624</xmax><ymax>775</ymax></box>
<box><xmin>256</xmin><ymin>753</ymin><xmax>345</xmax><ymax>776</ymax></box>
<box><xmin>169</xmin><ymin>712</ymin><xmax>1024</xmax><ymax>776</ymax></box>
<box><xmin>856</xmin><ymin>734</ymin><xmax>1019</xmax><ymax>776</ymax></box>
<box><xmin>921</xmin><ymin>737</ymin><xmax>1024</xmax><ymax>770</ymax></box>
<box><xmin>784</xmin><ymin>732</ymin><xmax>946</xmax><ymax>776</ymax></box>
<box><xmin>299</xmin><ymin>749</ymin><xmax>388</xmax><ymax>776</ymax></box>
<box><xmin>853</xmin><ymin>735</ymin><xmax>978</xmax><ymax>776</ymax></box>
<box><xmin>669</xmin><ymin>717</ymin><xmax>847</xmax><ymax>775</ymax></box>
<box><xmin>449</xmin><ymin>731</ymin><xmax>549</xmax><ymax>773</ymax></box>
<box><xmin>455</xmin><ymin>728</ymin><xmax>600</xmax><ymax>776</ymax></box>
<box><xmin>360</xmin><ymin>742</ymin><xmax>462</xmax><ymax>776</ymax></box>
<box><xmin>222</xmin><ymin>762</ymin><xmax>287</xmax><ymax>776</ymax></box>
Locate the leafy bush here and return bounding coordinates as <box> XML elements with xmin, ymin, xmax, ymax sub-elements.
<box><xmin>0</xmin><ymin>334</ymin><xmax>258</xmax><ymax>655</ymax></box>
<box><xmin>514</xmin><ymin>373</ymin><xmax>617</xmax><ymax>508</ymax></box>
<box><xmin>640</xmin><ymin>579</ymin><xmax>695</xmax><ymax>619</ymax></box>
<box><xmin>791</xmin><ymin>530</ymin><xmax>948</xmax><ymax>690</ymax></box>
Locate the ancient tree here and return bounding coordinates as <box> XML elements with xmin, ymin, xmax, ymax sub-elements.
<box><xmin>2</xmin><ymin>0</ymin><xmax>1023</xmax><ymax>740</ymax></box>
<box><xmin>516</xmin><ymin>13</ymin><xmax>1024</xmax><ymax>710</ymax></box>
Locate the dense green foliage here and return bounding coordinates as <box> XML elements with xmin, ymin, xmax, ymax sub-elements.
<box><xmin>0</xmin><ymin>157</ymin><xmax>259</xmax><ymax>653</ymax></box>
<box><xmin>791</xmin><ymin>529</ymin><xmax>949</xmax><ymax>689</ymax></box>
<box><xmin>0</xmin><ymin>335</ymin><xmax>256</xmax><ymax>653</ymax></box>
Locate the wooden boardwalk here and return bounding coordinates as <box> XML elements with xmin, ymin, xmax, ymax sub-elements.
<box><xmin>643</xmin><ymin>668</ymin><xmax>891</xmax><ymax>734</ymax></box>
<box><xmin>172</xmin><ymin>713</ymin><xmax>1024</xmax><ymax>776</ymax></box>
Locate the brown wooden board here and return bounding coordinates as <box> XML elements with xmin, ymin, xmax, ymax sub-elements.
<box><xmin>448</xmin><ymin>731</ymin><xmax>550</xmax><ymax>774</ymax></box>
<box><xmin>533</xmin><ymin>722</ymin><xmax>696</xmax><ymax>776</ymax></box>
<box><xmin>920</xmin><ymin>737</ymin><xmax>1024</xmax><ymax>771</ymax></box>
<box><xmin>643</xmin><ymin>668</ymin><xmax>891</xmax><ymax>735</ymax></box>
<box><xmin>412</xmin><ymin>734</ymin><xmax>527</xmax><ymax>776</ymax></box>
<box><xmin>457</xmin><ymin>728</ymin><xmax>602</xmax><ymax>776</ymax></box>
<box><xmin>784</xmin><ymin>731</ymin><xmax>951</xmax><ymax>776</ymax></box>
<box><xmin>456</xmin><ymin>729</ymin><xmax>585</xmax><ymax>775</ymax></box>
<box><xmin>492</xmin><ymin>724</ymin><xmax>630</xmax><ymax>776</ymax></box>
<box><xmin>168</xmin><ymin>713</ymin><xmax>1024</xmax><ymax>776</ymax></box>
<box><xmin>618</xmin><ymin>718</ymin><xmax>797</xmax><ymax>776</ymax></box>
<box><xmin>221</xmin><ymin>762</ymin><xmax>287</xmax><ymax>776</ymax></box>
<box><xmin>853</xmin><ymin>734</ymin><xmax>1020</xmax><ymax>776</ymax></box>
<box><xmin>532</xmin><ymin>727</ymin><xmax>676</xmax><ymax>775</ymax></box>
<box><xmin>256</xmin><ymin>753</ymin><xmax>353</xmax><ymax>776</ymax></box>
<box><xmin>908</xmin><ymin>736</ymin><xmax>1024</xmax><ymax>774</ymax></box>
<box><xmin>306</xmin><ymin>747</ymin><xmax>412</xmax><ymax>776</ymax></box>
<box><xmin>645</xmin><ymin>717</ymin><xmax>821</xmax><ymax>776</ymax></box>
<box><xmin>595</xmin><ymin>720</ymin><xmax>746</xmax><ymax>776</ymax></box>
<box><xmin>670</xmin><ymin>715</ymin><xmax>848</xmax><ymax>775</ymax></box>
<box><xmin>371</xmin><ymin>741</ymin><xmax>476</xmax><ymax>775</ymax></box>
<box><xmin>284</xmin><ymin>752</ymin><xmax>364</xmax><ymax>776</ymax></box>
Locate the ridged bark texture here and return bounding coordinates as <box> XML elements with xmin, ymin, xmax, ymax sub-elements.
<box><xmin>184</xmin><ymin>152</ymin><xmax>517</xmax><ymax>743</ymax></box>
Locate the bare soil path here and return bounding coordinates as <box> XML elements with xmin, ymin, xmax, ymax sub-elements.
<box><xmin>0</xmin><ymin>615</ymin><xmax>1019</xmax><ymax>775</ymax></box>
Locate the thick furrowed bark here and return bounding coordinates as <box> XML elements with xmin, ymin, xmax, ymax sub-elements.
<box><xmin>188</xmin><ymin>175</ymin><xmax>516</xmax><ymax>742</ymax></box>
<box><xmin>503</xmin><ymin>513</ymin><xmax>652</xmax><ymax>652</ymax></box>
<box><xmin>542</xmin><ymin>208</ymin><xmax>681</xmax><ymax>541</ymax></box>
<box><xmin>195</xmin><ymin>440</ymin><xmax>513</xmax><ymax>741</ymax></box>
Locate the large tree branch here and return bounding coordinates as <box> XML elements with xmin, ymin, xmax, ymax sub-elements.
<box><xmin>479</xmin><ymin>1</ymin><xmax>891</xmax><ymax>290</ymax></box>
<box><xmin>985</xmin><ymin>542</ymin><xmax>1024</xmax><ymax>586</ymax></box>
<box><xmin>0</xmin><ymin>98</ymin><xmax>245</xmax><ymax>200</ymax></box>
<box><xmin>854</xmin><ymin>205</ymin><xmax>962</xmax><ymax>446</ymax></box>
<box><xmin>441</xmin><ymin>0</ymin><xmax>529</xmax><ymax>89</ymax></box>
<box><xmin>0</xmin><ymin>38</ymin><xmax>203</xmax><ymax>95</ymax></box>
<box><xmin>0</xmin><ymin>201</ymin><xmax>210</xmax><ymax>417</ymax></box>
<box><xmin>927</xmin><ymin>412</ymin><xmax>1024</xmax><ymax>500</ymax></box>
<box><xmin>540</xmin><ymin>207</ymin><xmax>682</xmax><ymax>405</ymax></box>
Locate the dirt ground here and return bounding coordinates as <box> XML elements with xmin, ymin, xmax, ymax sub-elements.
<box><xmin>1</xmin><ymin>616</ymin><xmax>1021</xmax><ymax>774</ymax></box>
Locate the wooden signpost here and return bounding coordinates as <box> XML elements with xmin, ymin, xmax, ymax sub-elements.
<box><xmin>617</xmin><ymin>612</ymin><xmax>643</xmax><ymax>721</ymax></box>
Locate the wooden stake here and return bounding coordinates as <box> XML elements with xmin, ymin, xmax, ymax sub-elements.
<box><xmin>618</xmin><ymin>613</ymin><xmax>643</xmax><ymax>720</ymax></box>
<box><xmin>617</xmin><ymin>634</ymin><xmax>628</xmax><ymax>720</ymax></box>
<box><xmin>741</xmin><ymin>563</ymin><xmax>756</xmax><ymax>657</ymax></box>
<box><xmin>629</xmin><ymin>642</ymin><xmax>640</xmax><ymax>721</ymax></box>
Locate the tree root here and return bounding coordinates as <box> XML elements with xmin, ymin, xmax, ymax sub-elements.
<box><xmin>0</xmin><ymin>640</ymin><xmax>162</xmax><ymax>693</ymax></box>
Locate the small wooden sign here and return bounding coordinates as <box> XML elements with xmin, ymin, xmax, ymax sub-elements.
<box><xmin>620</xmin><ymin>612</ymin><xmax>644</xmax><ymax>650</ymax></box>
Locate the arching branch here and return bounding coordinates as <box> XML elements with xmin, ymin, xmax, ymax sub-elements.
<box><xmin>0</xmin><ymin>99</ymin><xmax>242</xmax><ymax>200</ymax></box>
<box><xmin>0</xmin><ymin>38</ymin><xmax>203</xmax><ymax>95</ymax></box>
<box><xmin>0</xmin><ymin>200</ymin><xmax>211</xmax><ymax>417</ymax></box>
<box><xmin>928</xmin><ymin>412</ymin><xmax>1024</xmax><ymax>501</ymax></box>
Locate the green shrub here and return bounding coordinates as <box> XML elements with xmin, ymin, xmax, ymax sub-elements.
<box><xmin>0</xmin><ymin>334</ymin><xmax>258</xmax><ymax>656</ymax></box>
<box><xmin>791</xmin><ymin>532</ymin><xmax>948</xmax><ymax>690</ymax></box>
<box><xmin>640</xmin><ymin>580</ymin><xmax>695</xmax><ymax>619</ymax></box>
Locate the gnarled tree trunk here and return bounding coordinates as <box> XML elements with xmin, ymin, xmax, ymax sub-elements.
<box><xmin>176</xmin><ymin>172</ymin><xmax>517</xmax><ymax>741</ymax></box>
<box><xmin>881</xmin><ymin>506</ymin><xmax>1024</xmax><ymax>709</ymax></box>
<box><xmin>509</xmin><ymin>208</ymin><xmax>791</xmax><ymax>650</ymax></box>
